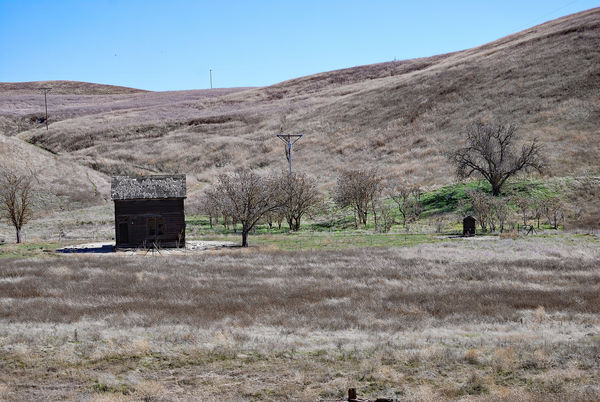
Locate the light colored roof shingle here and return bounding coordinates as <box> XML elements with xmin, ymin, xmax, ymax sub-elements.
<box><xmin>111</xmin><ymin>175</ymin><xmax>186</xmax><ymax>200</ymax></box>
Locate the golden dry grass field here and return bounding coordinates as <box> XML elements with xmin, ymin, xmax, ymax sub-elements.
<box><xmin>0</xmin><ymin>234</ymin><xmax>599</xmax><ymax>400</ymax></box>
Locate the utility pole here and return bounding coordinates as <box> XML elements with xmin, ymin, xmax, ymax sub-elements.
<box><xmin>39</xmin><ymin>87</ymin><xmax>51</xmax><ymax>130</ymax></box>
<box><xmin>209</xmin><ymin>69</ymin><xmax>213</xmax><ymax>89</ymax></box>
<box><xmin>276</xmin><ymin>134</ymin><xmax>303</xmax><ymax>173</ymax></box>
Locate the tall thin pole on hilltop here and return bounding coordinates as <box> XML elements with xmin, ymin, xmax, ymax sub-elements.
<box><xmin>210</xmin><ymin>69</ymin><xmax>213</xmax><ymax>89</ymax></box>
<box><xmin>39</xmin><ymin>87</ymin><xmax>51</xmax><ymax>130</ymax></box>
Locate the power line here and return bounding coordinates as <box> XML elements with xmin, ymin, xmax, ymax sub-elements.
<box><xmin>276</xmin><ymin>133</ymin><xmax>303</xmax><ymax>173</ymax></box>
<box><xmin>39</xmin><ymin>87</ymin><xmax>51</xmax><ymax>130</ymax></box>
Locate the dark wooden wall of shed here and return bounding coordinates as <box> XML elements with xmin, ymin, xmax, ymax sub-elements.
<box><xmin>114</xmin><ymin>199</ymin><xmax>185</xmax><ymax>248</ymax></box>
<box><xmin>463</xmin><ymin>216</ymin><xmax>476</xmax><ymax>236</ymax></box>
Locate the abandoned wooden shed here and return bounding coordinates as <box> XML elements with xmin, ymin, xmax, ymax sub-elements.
<box><xmin>111</xmin><ymin>175</ymin><xmax>186</xmax><ymax>249</ymax></box>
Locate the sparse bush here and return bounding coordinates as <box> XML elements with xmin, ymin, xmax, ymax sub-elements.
<box><xmin>274</xmin><ymin>171</ymin><xmax>322</xmax><ymax>231</ymax></box>
<box><xmin>567</xmin><ymin>173</ymin><xmax>600</xmax><ymax>230</ymax></box>
<box><xmin>464</xmin><ymin>190</ymin><xmax>512</xmax><ymax>233</ymax></box>
<box><xmin>432</xmin><ymin>215</ymin><xmax>451</xmax><ymax>233</ymax></box>
<box><xmin>492</xmin><ymin>196</ymin><xmax>512</xmax><ymax>233</ymax></box>
<box><xmin>197</xmin><ymin>189</ymin><xmax>221</xmax><ymax>228</ymax></box>
<box><xmin>372</xmin><ymin>201</ymin><xmax>394</xmax><ymax>232</ymax></box>
<box><xmin>460</xmin><ymin>373</ymin><xmax>489</xmax><ymax>396</ymax></box>
<box><xmin>542</xmin><ymin>196</ymin><xmax>565</xmax><ymax>229</ymax></box>
<box><xmin>513</xmin><ymin>195</ymin><xmax>531</xmax><ymax>226</ymax></box>
<box><xmin>464</xmin><ymin>349</ymin><xmax>481</xmax><ymax>364</ymax></box>
<box><xmin>466</xmin><ymin>189</ymin><xmax>492</xmax><ymax>232</ymax></box>
<box><xmin>334</xmin><ymin>169</ymin><xmax>383</xmax><ymax>228</ymax></box>
<box><xmin>388</xmin><ymin>180</ymin><xmax>422</xmax><ymax>227</ymax></box>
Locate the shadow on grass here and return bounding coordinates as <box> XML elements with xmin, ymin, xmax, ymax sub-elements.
<box><xmin>56</xmin><ymin>244</ymin><xmax>115</xmax><ymax>254</ymax></box>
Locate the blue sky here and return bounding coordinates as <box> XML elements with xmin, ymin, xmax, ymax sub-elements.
<box><xmin>1</xmin><ymin>0</ymin><xmax>598</xmax><ymax>91</ymax></box>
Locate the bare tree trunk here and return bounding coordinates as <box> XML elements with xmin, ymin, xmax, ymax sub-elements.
<box><xmin>15</xmin><ymin>228</ymin><xmax>21</xmax><ymax>244</ymax></box>
<box><xmin>242</xmin><ymin>227</ymin><xmax>249</xmax><ymax>247</ymax></box>
<box><xmin>372</xmin><ymin>207</ymin><xmax>378</xmax><ymax>231</ymax></box>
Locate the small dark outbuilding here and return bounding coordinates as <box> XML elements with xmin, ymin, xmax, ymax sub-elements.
<box><xmin>111</xmin><ymin>175</ymin><xmax>186</xmax><ymax>249</ymax></box>
<box><xmin>463</xmin><ymin>215</ymin><xmax>476</xmax><ymax>237</ymax></box>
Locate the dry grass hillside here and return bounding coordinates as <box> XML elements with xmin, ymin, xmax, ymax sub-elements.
<box><xmin>0</xmin><ymin>134</ymin><xmax>109</xmax><ymax>211</ymax></box>
<box><xmin>0</xmin><ymin>80</ymin><xmax>148</xmax><ymax>95</ymax></box>
<box><xmin>1</xmin><ymin>8</ymin><xmax>599</xmax><ymax>200</ymax></box>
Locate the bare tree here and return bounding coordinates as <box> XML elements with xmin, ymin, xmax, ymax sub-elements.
<box><xmin>264</xmin><ymin>209</ymin><xmax>285</xmax><ymax>230</ymax></box>
<box><xmin>466</xmin><ymin>189</ymin><xmax>492</xmax><ymax>232</ymax></box>
<box><xmin>202</xmin><ymin>189</ymin><xmax>223</xmax><ymax>229</ymax></box>
<box><xmin>275</xmin><ymin>171</ymin><xmax>321</xmax><ymax>231</ymax></box>
<box><xmin>188</xmin><ymin>191</ymin><xmax>218</xmax><ymax>229</ymax></box>
<box><xmin>212</xmin><ymin>169</ymin><xmax>279</xmax><ymax>247</ymax></box>
<box><xmin>531</xmin><ymin>198</ymin><xmax>544</xmax><ymax>229</ymax></box>
<box><xmin>0</xmin><ymin>170</ymin><xmax>35</xmax><ymax>243</ymax></box>
<box><xmin>372</xmin><ymin>201</ymin><xmax>394</xmax><ymax>232</ymax></box>
<box><xmin>433</xmin><ymin>215</ymin><xmax>451</xmax><ymax>234</ymax></box>
<box><xmin>334</xmin><ymin>169</ymin><xmax>382</xmax><ymax>228</ymax></box>
<box><xmin>542</xmin><ymin>196</ymin><xmax>564</xmax><ymax>229</ymax></box>
<box><xmin>450</xmin><ymin>121</ymin><xmax>544</xmax><ymax>196</ymax></box>
<box><xmin>388</xmin><ymin>180</ymin><xmax>422</xmax><ymax>227</ymax></box>
<box><xmin>513</xmin><ymin>195</ymin><xmax>531</xmax><ymax>227</ymax></box>
<box><xmin>467</xmin><ymin>191</ymin><xmax>511</xmax><ymax>233</ymax></box>
<box><xmin>492</xmin><ymin>197</ymin><xmax>511</xmax><ymax>233</ymax></box>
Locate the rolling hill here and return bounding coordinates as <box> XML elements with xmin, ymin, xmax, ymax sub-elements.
<box><xmin>0</xmin><ymin>80</ymin><xmax>148</xmax><ymax>95</ymax></box>
<box><xmin>1</xmin><ymin>8</ymin><xmax>599</xmax><ymax>205</ymax></box>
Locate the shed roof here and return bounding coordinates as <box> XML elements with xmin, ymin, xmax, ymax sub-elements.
<box><xmin>111</xmin><ymin>175</ymin><xmax>186</xmax><ymax>200</ymax></box>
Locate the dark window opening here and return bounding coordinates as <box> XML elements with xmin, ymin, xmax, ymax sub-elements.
<box><xmin>147</xmin><ymin>217</ymin><xmax>165</xmax><ymax>236</ymax></box>
<box><xmin>147</xmin><ymin>218</ymin><xmax>156</xmax><ymax>236</ymax></box>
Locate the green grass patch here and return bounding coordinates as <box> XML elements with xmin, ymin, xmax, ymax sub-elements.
<box><xmin>196</xmin><ymin>231</ymin><xmax>443</xmax><ymax>250</ymax></box>
<box><xmin>420</xmin><ymin>177</ymin><xmax>564</xmax><ymax>217</ymax></box>
<box><xmin>421</xmin><ymin>180</ymin><xmax>491</xmax><ymax>215</ymax></box>
<box><xmin>0</xmin><ymin>241</ymin><xmax>61</xmax><ymax>258</ymax></box>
